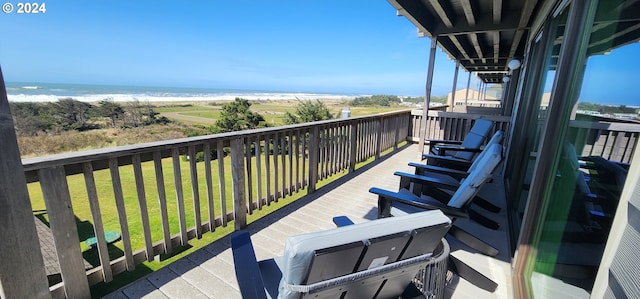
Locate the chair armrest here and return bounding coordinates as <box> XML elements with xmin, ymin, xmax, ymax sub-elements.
<box><xmin>436</xmin><ymin>145</ymin><xmax>483</xmax><ymax>153</ymax></box>
<box><xmin>332</xmin><ymin>216</ymin><xmax>355</xmax><ymax>227</ymax></box>
<box><xmin>426</xmin><ymin>139</ymin><xmax>463</xmax><ymax>145</ymax></box>
<box><xmin>422</xmin><ymin>154</ymin><xmax>473</xmax><ymax>171</ymax></box>
<box><xmin>230</xmin><ymin>231</ymin><xmax>268</xmax><ymax>299</ymax></box>
<box><xmin>370</xmin><ymin>187</ymin><xmax>467</xmax><ymax>219</ymax></box>
<box><xmin>408</xmin><ymin>162</ymin><xmax>468</xmax><ymax>180</ymax></box>
<box><xmin>394</xmin><ymin>171</ymin><xmax>460</xmax><ymax>191</ymax></box>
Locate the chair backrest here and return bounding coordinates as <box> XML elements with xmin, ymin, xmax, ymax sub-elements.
<box><xmin>467</xmin><ymin>130</ymin><xmax>503</xmax><ymax>175</ymax></box>
<box><xmin>454</xmin><ymin>119</ymin><xmax>495</xmax><ymax>160</ymax></box>
<box><xmin>277</xmin><ymin>210</ymin><xmax>451</xmax><ymax>299</ymax></box>
<box><xmin>448</xmin><ymin>143</ymin><xmax>502</xmax><ymax>208</ymax></box>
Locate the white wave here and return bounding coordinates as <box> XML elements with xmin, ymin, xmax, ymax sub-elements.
<box><xmin>7</xmin><ymin>92</ymin><xmax>361</xmax><ymax>103</ymax></box>
<box><xmin>22</xmin><ymin>85</ymin><xmax>40</xmax><ymax>90</ymax></box>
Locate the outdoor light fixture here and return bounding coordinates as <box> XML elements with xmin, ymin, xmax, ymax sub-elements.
<box><xmin>502</xmin><ymin>76</ymin><xmax>510</xmax><ymax>83</ymax></box>
<box><xmin>508</xmin><ymin>58</ymin><xmax>521</xmax><ymax>70</ymax></box>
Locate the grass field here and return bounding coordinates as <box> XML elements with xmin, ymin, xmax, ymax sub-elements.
<box><xmin>154</xmin><ymin>99</ymin><xmax>412</xmax><ymax>127</ymax></box>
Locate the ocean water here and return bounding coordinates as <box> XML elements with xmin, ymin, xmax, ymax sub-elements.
<box><xmin>5</xmin><ymin>82</ymin><xmax>359</xmax><ymax>102</ymax></box>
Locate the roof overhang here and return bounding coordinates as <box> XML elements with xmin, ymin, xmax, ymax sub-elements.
<box><xmin>389</xmin><ymin>0</ymin><xmax>542</xmax><ymax>83</ymax></box>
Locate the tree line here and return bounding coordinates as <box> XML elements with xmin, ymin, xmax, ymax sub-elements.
<box><xmin>578</xmin><ymin>102</ymin><xmax>638</xmax><ymax>115</ymax></box>
<box><xmin>10</xmin><ymin>98</ymin><xmax>168</xmax><ymax>137</ymax></box>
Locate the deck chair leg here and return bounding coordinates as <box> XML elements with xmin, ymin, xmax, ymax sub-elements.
<box><xmin>472</xmin><ymin>195</ymin><xmax>501</xmax><ymax>213</ymax></box>
<box><xmin>468</xmin><ymin>208</ymin><xmax>500</xmax><ymax>230</ymax></box>
<box><xmin>448</xmin><ymin>225</ymin><xmax>499</xmax><ymax>257</ymax></box>
<box><xmin>449</xmin><ymin>255</ymin><xmax>498</xmax><ymax>292</ymax></box>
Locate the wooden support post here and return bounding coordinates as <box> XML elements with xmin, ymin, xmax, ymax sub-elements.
<box><xmin>230</xmin><ymin>138</ymin><xmax>247</xmax><ymax>230</ymax></box>
<box><xmin>465</xmin><ymin>72</ymin><xmax>471</xmax><ymax>107</ymax></box>
<box><xmin>418</xmin><ymin>35</ymin><xmax>438</xmax><ymax>159</ymax></box>
<box><xmin>0</xmin><ymin>67</ymin><xmax>51</xmax><ymax>299</ymax></box>
<box><xmin>449</xmin><ymin>62</ymin><xmax>459</xmax><ymax>112</ymax></box>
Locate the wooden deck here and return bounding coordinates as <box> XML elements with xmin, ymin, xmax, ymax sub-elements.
<box><xmin>103</xmin><ymin>144</ymin><xmax>513</xmax><ymax>299</ymax></box>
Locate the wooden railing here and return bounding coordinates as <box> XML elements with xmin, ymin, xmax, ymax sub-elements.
<box><xmin>408</xmin><ymin>110</ymin><xmax>512</xmax><ymax>144</ymax></box>
<box><xmin>568</xmin><ymin>120</ymin><xmax>639</xmax><ymax>164</ymax></box>
<box><xmin>22</xmin><ymin>110</ymin><xmax>411</xmax><ymax>298</ymax></box>
<box><xmin>409</xmin><ymin>110</ymin><xmax>639</xmax><ymax>164</ymax></box>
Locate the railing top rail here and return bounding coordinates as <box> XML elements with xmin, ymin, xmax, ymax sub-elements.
<box><xmin>22</xmin><ymin>110</ymin><xmax>413</xmax><ymax>173</ymax></box>
<box><xmin>410</xmin><ymin>109</ymin><xmax>512</xmax><ymax>122</ymax></box>
<box><xmin>569</xmin><ymin>120</ymin><xmax>640</xmax><ymax>132</ymax></box>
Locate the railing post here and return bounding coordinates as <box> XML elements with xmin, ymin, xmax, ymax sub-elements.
<box><xmin>349</xmin><ymin>122</ymin><xmax>358</xmax><ymax>173</ymax></box>
<box><xmin>0</xmin><ymin>67</ymin><xmax>51</xmax><ymax>299</ymax></box>
<box><xmin>39</xmin><ymin>166</ymin><xmax>91</xmax><ymax>298</ymax></box>
<box><xmin>308</xmin><ymin>126</ymin><xmax>320</xmax><ymax>193</ymax></box>
<box><xmin>230</xmin><ymin>137</ymin><xmax>247</xmax><ymax>229</ymax></box>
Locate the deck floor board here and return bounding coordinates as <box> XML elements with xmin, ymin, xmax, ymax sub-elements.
<box><xmin>106</xmin><ymin>144</ymin><xmax>513</xmax><ymax>299</ymax></box>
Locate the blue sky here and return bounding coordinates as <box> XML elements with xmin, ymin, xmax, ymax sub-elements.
<box><xmin>0</xmin><ymin>0</ymin><xmax>468</xmax><ymax>96</ymax></box>
<box><xmin>0</xmin><ymin>0</ymin><xmax>638</xmax><ymax>104</ymax></box>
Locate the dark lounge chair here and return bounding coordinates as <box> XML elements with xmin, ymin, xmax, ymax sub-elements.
<box><xmin>231</xmin><ymin>210</ymin><xmax>451</xmax><ymax>299</ymax></box>
<box><xmin>410</xmin><ymin>130</ymin><xmax>504</xmax><ymax>215</ymax></box>
<box><xmin>370</xmin><ymin>143</ymin><xmax>503</xmax><ymax>292</ymax></box>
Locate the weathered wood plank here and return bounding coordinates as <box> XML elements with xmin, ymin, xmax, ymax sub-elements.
<box><xmin>172</xmin><ymin>149</ymin><xmax>188</xmax><ymax>245</ymax></box>
<box><xmin>265</xmin><ymin>135</ymin><xmax>272</xmax><ymax>205</ymax></box>
<box><xmin>83</xmin><ymin>162</ymin><xmax>113</xmax><ymax>282</ymax></box>
<box><xmin>230</xmin><ymin>138</ymin><xmax>247</xmax><ymax>229</ymax></box>
<box><xmin>109</xmin><ymin>158</ymin><xmax>135</xmax><ymax>271</ymax></box>
<box><xmin>39</xmin><ymin>166</ymin><xmax>91</xmax><ymax>298</ymax></box>
<box><xmin>280</xmin><ymin>133</ymin><xmax>287</xmax><ymax>197</ymax></box>
<box><xmin>217</xmin><ymin>142</ymin><xmax>228</xmax><ymax>227</ymax></box>
<box><xmin>188</xmin><ymin>146</ymin><xmax>202</xmax><ymax>238</ymax></box>
<box><xmin>244</xmin><ymin>139</ymin><xmax>254</xmax><ymax>214</ymax></box>
<box><xmin>153</xmin><ymin>151</ymin><xmax>172</xmax><ymax>254</ymax></box>
<box><xmin>133</xmin><ymin>154</ymin><xmax>154</xmax><ymax>261</ymax></box>
<box><xmin>255</xmin><ymin>136</ymin><xmax>264</xmax><ymax>208</ymax></box>
<box><xmin>288</xmin><ymin>130</ymin><xmax>294</xmax><ymax>195</ymax></box>
<box><xmin>203</xmin><ymin>143</ymin><xmax>216</xmax><ymax>232</ymax></box>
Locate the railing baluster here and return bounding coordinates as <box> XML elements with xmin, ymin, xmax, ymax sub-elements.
<box><xmin>216</xmin><ymin>142</ymin><xmax>228</xmax><ymax>227</ymax></box>
<box><xmin>82</xmin><ymin>162</ymin><xmax>113</xmax><ymax>282</ymax></box>
<box><xmin>153</xmin><ymin>151</ymin><xmax>172</xmax><ymax>254</ymax></box>
<box><xmin>203</xmin><ymin>143</ymin><xmax>215</xmax><ymax>232</ymax></box>
<box><xmin>294</xmin><ymin>129</ymin><xmax>301</xmax><ymax>191</ymax></box>
<box><xmin>265</xmin><ymin>134</ymin><xmax>272</xmax><ymax>205</ymax></box>
<box><xmin>288</xmin><ymin>130</ymin><xmax>294</xmax><ymax>194</ymax></box>
<box><xmin>273</xmin><ymin>132</ymin><xmax>280</xmax><ymax>201</ymax></box>
<box><xmin>376</xmin><ymin>118</ymin><xmax>383</xmax><ymax>159</ymax></box>
<box><xmin>171</xmin><ymin>149</ymin><xmax>188</xmax><ymax>245</ymax></box>
<box><xmin>109</xmin><ymin>158</ymin><xmax>135</xmax><ymax>271</ymax></box>
<box><xmin>281</xmin><ymin>133</ymin><xmax>287</xmax><ymax>196</ymax></box>
<box><xmin>132</xmin><ymin>154</ymin><xmax>154</xmax><ymax>261</ymax></box>
<box><xmin>39</xmin><ymin>166</ymin><xmax>91</xmax><ymax>298</ymax></box>
<box><xmin>256</xmin><ymin>136</ymin><xmax>264</xmax><ymax>209</ymax></box>
<box><xmin>244</xmin><ymin>139</ymin><xmax>254</xmax><ymax>214</ymax></box>
<box><xmin>187</xmin><ymin>146</ymin><xmax>202</xmax><ymax>238</ymax></box>
<box><xmin>302</xmin><ymin>130</ymin><xmax>308</xmax><ymax>188</ymax></box>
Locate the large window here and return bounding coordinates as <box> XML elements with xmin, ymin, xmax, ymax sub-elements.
<box><xmin>515</xmin><ymin>0</ymin><xmax>640</xmax><ymax>296</ymax></box>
